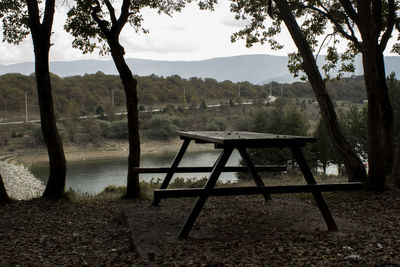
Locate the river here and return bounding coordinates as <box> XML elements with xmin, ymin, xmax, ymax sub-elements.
<box><xmin>30</xmin><ymin>150</ymin><xmax>242</xmax><ymax>194</ymax></box>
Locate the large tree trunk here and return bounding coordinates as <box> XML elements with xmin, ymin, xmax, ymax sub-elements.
<box><xmin>393</xmin><ymin>135</ymin><xmax>400</xmax><ymax>188</ymax></box>
<box><xmin>376</xmin><ymin>53</ymin><xmax>394</xmax><ymax>175</ymax></box>
<box><xmin>274</xmin><ymin>0</ymin><xmax>367</xmax><ymax>182</ymax></box>
<box><xmin>0</xmin><ymin>172</ymin><xmax>10</xmax><ymax>204</ymax></box>
<box><xmin>361</xmin><ymin>51</ymin><xmax>387</xmax><ymax>190</ymax></box>
<box><xmin>357</xmin><ymin>4</ymin><xmax>388</xmax><ymax>191</ymax></box>
<box><xmin>109</xmin><ymin>42</ymin><xmax>141</xmax><ymax>199</ymax></box>
<box><xmin>27</xmin><ymin>1</ymin><xmax>67</xmax><ymax>199</ymax></box>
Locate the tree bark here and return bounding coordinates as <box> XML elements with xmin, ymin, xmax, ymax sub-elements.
<box><xmin>376</xmin><ymin>53</ymin><xmax>394</xmax><ymax>175</ymax></box>
<box><xmin>361</xmin><ymin>51</ymin><xmax>386</xmax><ymax>190</ymax></box>
<box><xmin>27</xmin><ymin>0</ymin><xmax>67</xmax><ymax>199</ymax></box>
<box><xmin>357</xmin><ymin>3</ymin><xmax>388</xmax><ymax>190</ymax></box>
<box><xmin>274</xmin><ymin>0</ymin><xmax>367</xmax><ymax>182</ymax></box>
<box><xmin>0</xmin><ymin>172</ymin><xmax>10</xmax><ymax>204</ymax></box>
<box><xmin>109</xmin><ymin>41</ymin><xmax>141</xmax><ymax>199</ymax></box>
<box><xmin>88</xmin><ymin>0</ymin><xmax>141</xmax><ymax>199</ymax></box>
<box><xmin>393</xmin><ymin>136</ymin><xmax>400</xmax><ymax>188</ymax></box>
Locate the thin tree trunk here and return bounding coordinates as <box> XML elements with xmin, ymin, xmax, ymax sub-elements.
<box><xmin>109</xmin><ymin>42</ymin><xmax>141</xmax><ymax>199</ymax></box>
<box><xmin>35</xmin><ymin>48</ymin><xmax>67</xmax><ymax>199</ymax></box>
<box><xmin>0</xmin><ymin>172</ymin><xmax>10</xmax><ymax>204</ymax></box>
<box><xmin>27</xmin><ymin>1</ymin><xmax>67</xmax><ymax>199</ymax></box>
<box><xmin>274</xmin><ymin>0</ymin><xmax>367</xmax><ymax>182</ymax></box>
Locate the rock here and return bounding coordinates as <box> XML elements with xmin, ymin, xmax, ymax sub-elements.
<box><xmin>0</xmin><ymin>161</ymin><xmax>45</xmax><ymax>200</ymax></box>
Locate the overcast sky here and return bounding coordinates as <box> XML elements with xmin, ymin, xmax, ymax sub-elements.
<box><xmin>0</xmin><ymin>1</ymin><xmax>397</xmax><ymax>65</ymax></box>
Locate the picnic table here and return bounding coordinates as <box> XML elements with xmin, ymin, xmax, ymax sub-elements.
<box><xmin>134</xmin><ymin>131</ymin><xmax>362</xmax><ymax>238</ymax></box>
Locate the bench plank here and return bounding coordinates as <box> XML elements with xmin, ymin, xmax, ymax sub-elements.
<box><xmin>154</xmin><ymin>183</ymin><xmax>363</xmax><ymax>198</ymax></box>
<box><xmin>133</xmin><ymin>165</ymin><xmax>287</xmax><ymax>173</ymax></box>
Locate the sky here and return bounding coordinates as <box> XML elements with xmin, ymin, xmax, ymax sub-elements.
<box><xmin>0</xmin><ymin>1</ymin><xmax>298</xmax><ymax>65</ymax></box>
<box><xmin>0</xmin><ymin>1</ymin><xmax>397</xmax><ymax>65</ymax></box>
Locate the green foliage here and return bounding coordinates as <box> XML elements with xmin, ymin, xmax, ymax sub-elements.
<box><xmin>311</xmin><ymin>119</ymin><xmax>334</xmax><ymax>174</ymax></box>
<box><xmin>74</xmin><ymin>118</ymin><xmax>102</xmax><ymax>146</ymax></box>
<box><xmin>0</xmin><ymin>1</ymin><xmax>30</xmax><ymax>45</ymax></box>
<box><xmin>107</xmin><ymin>119</ymin><xmax>129</xmax><ymax>139</ymax></box>
<box><xmin>338</xmin><ymin>105</ymin><xmax>368</xmax><ymax>158</ymax></box>
<box><xmin>0</xmin><ymin>73</ymin><xmax>368</xmax><ymax>120</ymax></box>
<box><xmin>65</xmin><ymin>0</ymin><xmax>186</xmax><ymax>56</ymax></box>
<box><xmin>239</xmin><ymin>104</ymin><xmax>309</xmax><ymax>180</ymax></box>
<box><xmin>228</xmin><ymin>1</ymin><xmax>399</xmax><ymax>82</ymax></box>
<box><xmin>147</xmin><ymin>114</ymin><xmax>180</xmax><ymax>140</ymax></box>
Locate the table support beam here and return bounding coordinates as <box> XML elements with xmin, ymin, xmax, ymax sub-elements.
<box><xmin>179</xmin><ymin>147</ymin><xmax>234</xmax><ymax>238</ymax></box>
<box><xmin>237</xmin><ymin>147</ymin><xmax>271</xmax><ymax>201</ymax></box>
<box><xmin>152</xmin><ymin>138</ymin><xmax>191</xmax><ymax>206</ymax></box>
<box><xmin>291</xmin><ymin>146</ymin><xmax>338</xmax><ymax>232</ymax></box>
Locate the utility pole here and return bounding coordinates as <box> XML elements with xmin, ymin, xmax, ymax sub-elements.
<box><xmin>280</xmin><ymin>84</ymin><xmax>283</xmax><ymax>97</ymax></box>
<box><xmin>4</xmin><ymin>101</ymin><xmax>7</xmax><ymax>122</ymax></box>
<box><xmin>25</xmin><ymin>91</ymin><xmax>28</xmax><ymax>122</ymax></box>
<box><xmin>238</xmin><ymin>85</ymin><xmax>241</xmax><ymax>98</ymax></box>
<box><xmin>111</xmin><ymin>89</ymin><xmax>115</xmax><ymax>110</ymax></box>
<box><xmin>270</xmin><ymin>84</ymin><xmax>272</xmax><ymax>96</ymax></box>
<box><xmin>183</xmin><ymin>87</ymin><xmax>186</xmax><ymax>109</ymax></box>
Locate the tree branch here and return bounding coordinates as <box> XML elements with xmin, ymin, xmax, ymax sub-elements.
<box><xmin>302</xmin><ymin>3</ymin><xmax>362</xmax><ymax>51</ymax></box>
<box><xmin>379</xmin><ymin>0</ymin><xmax>395</xmax><ymax>52</ymax></box>
<box><xmin>115</xmin><ymin>0</ymin><xmax>131</xmax><ymax>35</ymax></box>
<box><xmin>25</xmin><ymin>0</ymin><xmax>41</xmax><ymax>30</ymax></box>
<box><xmin>372</xmin><ymin>0</ymin><xmax>382</xmax><ymax>34</ymax></box>
<box><xmin>339</xmin><ymin>0</ymin><xmax>359</xmax><ymax>24</ymax></box>
<box><xmin>91</xmin><ymin>0</ymin><xmax>110</xmax><ymax>36</ymax></box>
<box><xmin>43</xmin><ymin>0</ymin><xmax>56</xmax><ymax>35</ymax></box>
<box><xmin>103</xmin><ymin>0</ymin><xmax>117</xmax><ymax>25</ymax></box>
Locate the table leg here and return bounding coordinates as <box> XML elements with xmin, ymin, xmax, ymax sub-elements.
<box><xmin>237</xmin><ymin>147</ymin><xmax>271</xmax><ymax>201</ymax></box>
<box><xmin>152</xmin><ymin>138</ymin><xmax>191</xmax><ymax>206</ymax></box>
<box><xmin>290</xmin><ymin>146</ymin><xmax>338</xmax><ymax>231</ymax></box>
<box><xmin>179</xmin><ymin>147</ymin><xmax>234</xmax><ymax>238</ymax></box>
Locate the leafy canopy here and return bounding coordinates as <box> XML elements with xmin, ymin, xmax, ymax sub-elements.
<box><xmin>65</xmin><ymin>0</ymin><xmax>215</xmax><ymax>55</ymax></box>
<box><xmin>228</xmin><ymin>0</ymin><xmax>400</xmax><ymax>80</ymax></box>
<box><xmin>0</xmin><ymin>1</ymin><xmax>30</xmax><ymax>44</ymax></box>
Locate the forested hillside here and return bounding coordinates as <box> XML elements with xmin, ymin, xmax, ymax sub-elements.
<box><xmin>0</xmin><ymin>72</ymin><xmax>366</xmax><ymax>121</ymax></box>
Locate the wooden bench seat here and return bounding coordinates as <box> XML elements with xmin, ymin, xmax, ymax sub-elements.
<box><xmin>132</xmin><ymin>165</ymin><xmax>287</xmax><ymax>173</ymax></box>
<box><xmin>154</xmin><ymin>182</ymin><xmax>363</xmax><ymax>198</ymax></box>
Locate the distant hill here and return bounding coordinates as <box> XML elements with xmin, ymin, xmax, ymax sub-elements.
<box><xmin>1</xmin><ymin>54</ymin><xmax>400</xmax><ymax>84</ymax></box>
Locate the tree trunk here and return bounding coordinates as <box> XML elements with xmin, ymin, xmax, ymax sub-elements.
<box><xmin>357</xmin><ymin>4</ymin><xmax>388</xmax><ymax>191</ymax></box>
<box><xmin>109</xmin><ymin>42</ymin><xmax>141</xmax><ymax>199</ymax></box>
<box><xmin>361</xmin><ymin>51</ymin><xmax>386</xmax><ymax>190</ymax></box>
<box><xmin>376</xmin><ymin>53</ymin><xmax>394</xmax><ymax>175</ymax></box>
<box><xmin>393</xmin><ymin>135</ymin><xmax>400</xmax><ymax>188</ymax></box>
<box><xmin>0</xmin><ymin>172</ymin><xmax>10</xmax><ymax>204</ymax></box>
<box><xmin>274</xmin><ymin>0</ymin><xmax>367</xmax><ymax>182</ymax></box>
<box><xmin>27</xmin><ymin>1</ymin><xmax>66</xmax><ymax>199</ymax></box>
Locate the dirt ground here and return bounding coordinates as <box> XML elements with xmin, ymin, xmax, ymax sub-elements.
<box><xmin>1</xmin><ymin>189</ymin><xmax>400</xmax><ymax>266</ymax></box>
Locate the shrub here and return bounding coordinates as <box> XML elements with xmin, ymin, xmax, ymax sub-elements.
<box><xmin>147</xmin><ymin>114</ymin><xmax>180</xmax><ymax>140</ymax></box>
<box><xmin>103</xmin><ymin>119</ymin><xmax>129</xmax><ymax>139</ymax></box>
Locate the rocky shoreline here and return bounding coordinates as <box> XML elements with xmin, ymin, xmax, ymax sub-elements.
<box><xmin>0</xmin><ymin>161</ymin><xmax>44</xmax><ymax>200</ymax></box>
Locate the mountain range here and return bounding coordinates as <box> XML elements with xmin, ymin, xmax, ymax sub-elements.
<box><xmin>1</xmin><ymin>54</ymin><xmax>400</xmax><ymax>84</ymax></box>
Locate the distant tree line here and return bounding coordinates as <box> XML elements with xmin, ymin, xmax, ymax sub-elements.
<box><xmin>0</xmin><ymin>72</ymin><xmax>368</xmax><ymax>121</ymax></box>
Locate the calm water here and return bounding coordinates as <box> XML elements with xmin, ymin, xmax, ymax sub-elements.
<box><xmin>30</xmin><ymin>150</ymin><xmax>241</xmax><ymax>194</ymax></box>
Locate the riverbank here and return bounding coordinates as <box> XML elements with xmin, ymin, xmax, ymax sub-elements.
<box><xmin>7</xmin><ymin>138</ymin><xmax>214</xmax><ymax>167</ymax></box>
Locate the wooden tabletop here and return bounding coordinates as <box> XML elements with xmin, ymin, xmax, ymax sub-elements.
<box><xmin>178</xmin><ymin>131</ymin><xmax>315</xmax><ymax>148</ymax></box>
